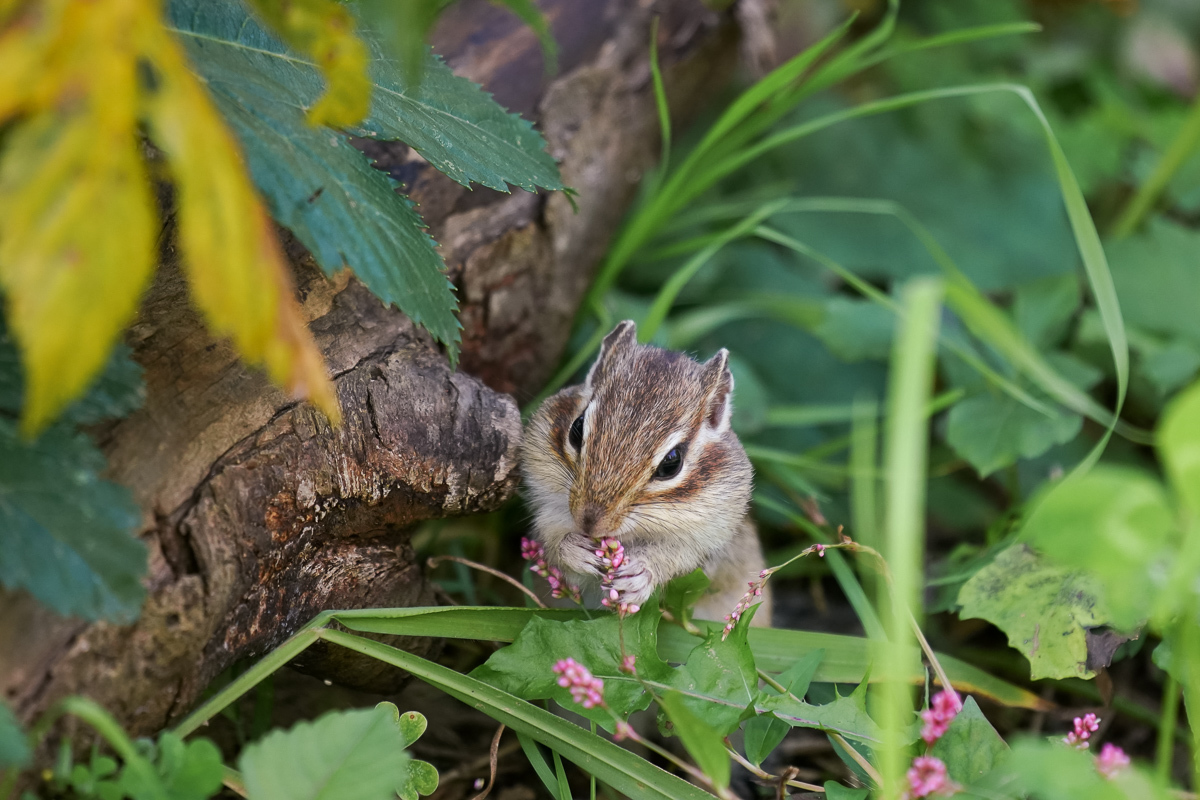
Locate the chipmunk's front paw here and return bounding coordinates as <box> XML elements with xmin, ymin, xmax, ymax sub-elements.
<box><xmin>607</xmin><ymin>558</ymin><xmax>655</xmax><ymax>607</ymax></box>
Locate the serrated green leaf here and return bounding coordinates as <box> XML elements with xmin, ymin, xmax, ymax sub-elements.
<box><xmin>166</xmin><ymin>0</ymin><xmax>462</xmax><ymax>351</ymax></box>
<box><xmin>928</xmin><ymin>697</ymin><xmax>1006</xmax><ymax>787</ymax></box>
<box><xmin>1022</xmin><ymin>466</ymin><xmax>1176</xmax><ymax>631</ymax></box>
<box><xmin>0</xmin><ymin>417</ymin><xmax>145</xmax><ymax>621</ymax></box>
<box><xmin>470</xmin><ymin>606</ymin><xmax>671</xmax><ymax>732</ymax></box>
<box><xmin>0</xmin><ymin>700</ymin><xmax>29</xmax><ymax>770</ymax></box>
<box><xmin>958</xmin><ymin>544</ymin><xmax>1107</xmax><ymax>680</ymax></box>
<box><xmin>945</xmin><ymin>392</ymin><xmax>1082</xmax><ymax>478</ymax></box>
<box><xmin>658</xmin><ymin>690</ymin><xmax>731</xmax><ymax>790</ymax></box>
<box><xmin>742</xmin><ymin>713</ymin><xmax>789</xmax><ymax>767</ymax></box>
<box><xmin>239</xmin><ymin>707</ymin><xmax>410</xmax><ymax>800</ymax></box>
<box><xmin>756</xmin><ymin>686</ymin><xmax>887</xmax><ymax>744</ymax></box>
<box><xmin>663</xmin><ymin>609</ymin><xmax>759</xmax><ymax>737</ymax></box>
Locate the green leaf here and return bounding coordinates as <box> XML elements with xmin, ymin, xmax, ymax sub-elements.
<box><xmin>238</xmin><ymin>707</ymin><xmax>410</xmax><ymax>800</ymax></box>
<box><xmin>742</xmin><ymin>713</ymin><xmax>789</xmax><ymax>766</ymax></box>
<box><xmin>470</xmin><ymin>606</ymin><xmax>671</xmax><ymax>731</ymax></box>
<box><xmin>663</xmin><ymin>610</ymin><xmax>759</xmax><ymax>737</ymax></box>
<box><xmin>1021</xmin><ymin>467</ymin><xmax>1176</xmax><ymax>631</ymax></box>
<box><xmin>1107</xmin><ymin>217</ymin><xmax>1200</xmax><ymax>354</ymax></box>
<box><xmin>375</xmin><ymin>704</ymin><xmax>439</xmax><ymax>800</ymax></box>
<box><xmin>0</xmin><ymin>417</ymin><xmax>145</xmax><ymax>621</ymax></box>
<box><xmin>662</xmin><ymin>569</ymin><xmax>710</xmax><ymax>628</ymax></box>
<box><xmin>772</xmin><ymin>649</ymin><xmax>824</xmax><ymax>698</ymax></box>
<box><xmin>1002</xmin><ymin>738</ymin><xmax>1169</xmax><ymax>800</ymax></box>
<box><xmin>658</xmin><ymin>690</ymin><xmax>731</xmax><ymax>790</ymax></box>
<box><xmin>756</xmin><ymin>684</ymin><xmax>887</xmax><ymax>744</ymax></box>
<box><xmin>814</xmin><ymin>297</ymin><xmax>894</xmax><ymax>362</ymax></box>
<box><xmin>824</xmin><ymin>783</ymin><xmax>869</xmax><ymax>800</ymax></box>
<box><xmin>928</xmin><ymin>697</ymin><xmax>1007</xmax><ymax>787</ymax></box>
<box><xmin>1159</xmin><ymin>378</ymin><xmax>1200</xmax><ymax>518</ymax></box>
<box><xmin>957</xmin><ymin>544</ymin><xmax>1108</xmax><ymax>680</ymax></box>
<box><xmin>945</xmin><ymin>392</ymin><xmax>1082</xmax><ymax>478</ymax></box>
<box><xmin>167</xmin><ymin>0</ymin><xmax>462</xmax><ymax>351</ymax></box>
<box><xmin>120</xmin><ymin>733</ymin><xmax>223</xmax><ymax>800</ymax></box>
<box><xmin>0</xmin><ymin>700</ymin><xmax>29</xmax><ymax>770</ymax></box>
<box><xmin>1014</xmin><ymin>274</ymin><xmax>1079</xmax><ymax>350</ymax></box>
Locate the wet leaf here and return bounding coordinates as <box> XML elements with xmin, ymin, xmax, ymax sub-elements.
<box><xmin>958</xmin><ymin>544</ymin><xmax>1108</xmax><ymax>680</ymax></box>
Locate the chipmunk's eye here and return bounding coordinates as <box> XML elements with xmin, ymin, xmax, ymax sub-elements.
<box><xmin>568</xmin><ymin>414</ymin><xmax>585</xmax><ymax>450</ymax></box>
<box><xmin>653</xmin><ymin>445</ymin><xmax>684</xmax><ymax>480</ymax></box>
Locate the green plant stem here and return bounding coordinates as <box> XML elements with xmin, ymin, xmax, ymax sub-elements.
<box><xmin>725</xmin><ymin>742</ymin><xmax>824</xmax><ymax>793</ymax></box>
<box><xmin>1158</xmin><ymin>674</ymin><xmax>1182</xmax><ymax>786</ymax></box>
<box><xmin>879</xmin><ymin>278</ymin><xmax>943</xmax><ymax>798</ymax></box>
<box><xmin>1112</xmin><ymin>92</ymin><xmax>1200</xmax><ymax>239</ymax></box>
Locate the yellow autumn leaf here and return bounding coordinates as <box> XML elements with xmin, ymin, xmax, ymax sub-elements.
<box><xmin>136</xmin><ymin>8</ymin><xmax>342</xmax><ymax>424</ymax></box>
<box><xmin>0</xmin><ymin>0</ymin><xmax>157</xmax><ymax>436</ymax></box>
<box><xmin>246</xmin><ymin>0</ymin><xmax>371</xmax><ymax>127</ymax></box>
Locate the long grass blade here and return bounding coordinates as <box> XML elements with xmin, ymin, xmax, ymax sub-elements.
<box><xmin>879</xmin><ymin>278</ymin><xmax>943</xmax><ymax>796</ymax></box>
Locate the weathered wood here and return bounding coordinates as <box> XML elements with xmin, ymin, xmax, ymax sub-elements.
<box><xmin>0</xmin><ymin>0</ymin><xmax>738</xmax><ymax>742</ymax></box>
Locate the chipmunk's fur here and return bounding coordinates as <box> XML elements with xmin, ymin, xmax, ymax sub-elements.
<box><xmin>522</xmin><ymin>320</ymin><xmax>772</xmax><ymax>625</ymax></box>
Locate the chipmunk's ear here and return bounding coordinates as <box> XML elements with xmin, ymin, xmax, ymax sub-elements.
<box><xmin>701</xmin><ymin>349</ymin><xmax>734</xmax><ymax>431</ymax></box>
<box><xmin>586</xmin><ymin>320</ymin><xmax>638</xmax><ymax>387</ymax></box>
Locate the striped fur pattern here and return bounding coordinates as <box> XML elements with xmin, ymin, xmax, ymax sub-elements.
<box><xmin>522</xmin><ymin>320</ymin><xmax>771</xmax><ymax>624</ymax></box>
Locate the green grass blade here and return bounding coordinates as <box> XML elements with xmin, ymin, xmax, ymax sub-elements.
<box><xmin>326</xmin><ymin>605</ymin><xmax>1042</xmax><ymax>709</ymax></box>
<box><xmin>524</xmin><ymin>303</ymin><xmax>612</xmax><ymax>414</ymax></box>
<box><xmin>640</xmin><ymin>199</ymin><xmax>791</xmax><ymax>341</ymax></box>
<box><xmin>320</xmin><ymin>629</ymin><xmax>716</xmax><ymax>800</ymax></box>
<box><xmin>879</xmin><ymin>278</ymin><xmax>943</xmax><ymax>795</ymax></box>
<box><xmin>649</xmin><ymin>16</ymin><xmax>671</xmax><ymax>181</ymax></box>
<box><xmin>851</xmin><ymin>394</ymin><xmax>881</xmax><ymax>605</ymax></box>
<box><xmin>1111</xmin><ymin>91</ymin><xmax>1200</xmax><ymax>239</ymax></box>
<box><xmin>518</xmin><ymin>733</ymin><xmax>565</xmax><ymax>800</ymax></box>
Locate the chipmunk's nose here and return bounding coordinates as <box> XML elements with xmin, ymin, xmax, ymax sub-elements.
<box><xmin>579</xmin><ymin>504</ymin><xmax>601</xmax><ymax>536</ymax></box>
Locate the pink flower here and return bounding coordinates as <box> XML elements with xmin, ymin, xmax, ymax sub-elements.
<box><xmin>814</xmin><ymin>543</ymin><xmax>825</xmax><ymax>557</ymax></box>
<box><xmin>906</xmin><ymin>756</ymin><xmax>949</xmax><ymax>798</ymax></box>
<box><xmin>722</xmin><ymin>577</ymin><xmax>768</xmax><ymax>639</ymax></box>
<box><xmin>523</xmin><ymin>537</ymin><xmax>582</xmax><ymax>603</ymax></box>
<box><xmin>595</xmin><ymin>538</ymin><xmax>639</xmax><ymax>616</ymax></box>
<box><xmin>1064</xmin><ymin>713</ymin><xmax>1100</xmax><ymax>750</ymax></box>
<box><xmin>1095</xmin><ymin>743</ymin><xmax>1130</xmax><ymax>779</ymax></box>
<box><xmin>620</xmin><ymin>655</ymin><xmax>636</xmax><ymax>674</ymax></box>
<box><xmin>521</xmin><ymin>537</ymin><xmax>545</xmax><ymax>562</ymax></box>
<box><xmin>920</xmin><ymin>690</ymin><xmax>963</xmax><ymax>745</ymax></box>
<box><xmin>553</xmin><ymin>658</ymin><xmax>605</xmax><ymax>709</ymax></box>
<box><xmin>614</xmin><ymin>720</ymin><xmax>634</xmax><ymax>741</ymax></box>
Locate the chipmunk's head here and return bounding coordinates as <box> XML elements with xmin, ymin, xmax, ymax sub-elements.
<box><xmin>522</xmin><ymin>321</ymin><xmax>752</xmax><ymax>575</ymax></box>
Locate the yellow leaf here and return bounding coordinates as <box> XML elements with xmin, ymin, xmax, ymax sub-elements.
<box><xmin>136</xmin><ymin>9</ymin><xmax>342</xmax><ymax>424</ymax></box>
<box><xmin>246</xmin><ymin>0</ymin><xmax>371</xmax><ymax>127</ymax></box>
<box><xmin>0</xmin><ymin>0</ymin><xmax>156</xmax><ymax>436</ymax></box>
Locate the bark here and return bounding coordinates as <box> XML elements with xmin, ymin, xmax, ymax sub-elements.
<box><xmin>0</xmin><ymin>0</ymin><xmax>738</xmax><ymax>742</ymax></box>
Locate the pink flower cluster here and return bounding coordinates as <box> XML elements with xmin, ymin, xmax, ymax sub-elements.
<box><xmin>553</xmin><ymin>658</ymin><xmax>605</xmax><ymax>709</ymax></box>
<box><xmin>722</xmin><ymin>569</ymin><xmax>769</xmax><ymax>639</ymax></box>
<box><xmin>1063</xmin><ymin>713</ymin><xmax>1100</xmax><ymax>750</ymax></box>
<box><xmin>551</xmin><ymin>657</ymin><xmax>635</xmax><ymax>742</ymax></box>
<box><xmin>1096</xmin><ymin>742</ymin><xmax>1130</xmax><ymax>779</ymax></box>
<box><xmin>595</xmin><ymin>537</ymin><xmax>640</xmax><ymax>616</ymax></box>
<box><xmin>522</xmin><ymin>537</ymin><xmax>582</xmax><ymax>603</ymax></box>
<box><xmin>906</xmin><ymin>756</ymin><xmax>951</xmax><ymax>798</ymax></box>
<box><xmin>620</xmin><ymin>654</ymin><xmax>637</xmax><ymax>674</ymax></box>
<box><xmin>1061</xmin><ymin>714</ymin><xmax>1129</xmax><ymax>780</ymax></box>
<box><xmin>814</xmin><ymin>543</ymin><xmax>825</xmax><ymax>557</ymax></box>
<box><xmin>920</xmin><ymin>690</ymin><xmax>962</xmax><ymax>745</ymax></box>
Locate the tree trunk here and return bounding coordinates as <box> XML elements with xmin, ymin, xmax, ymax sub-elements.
<box><xmin>0</xmin><ymin>0</ymin><xmax>738</xmax><ymax>742</ymax></box>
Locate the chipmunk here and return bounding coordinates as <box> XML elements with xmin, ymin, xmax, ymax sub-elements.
<box><xmin>522</xmin><ymin>320</ymin><xmax>772</xmax><ymax>626</ymax></box>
